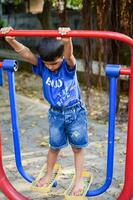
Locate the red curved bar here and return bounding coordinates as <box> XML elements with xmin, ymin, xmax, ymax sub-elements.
<box><xmin>0</xmin><ymin>62</ymin><xmax>3</xmax><ymax>68</ymax></box>
<box><xmin>120</xmin><ymin>68</ymin><xmax>131</xmax><ymax>75</ymax></box>
<box><xmin>0</xmin><ymin>129</ymin><xmax>29</xmax><ymax>200</ymax></box>
<box><xmin>117</xmin><ymin>48</ymin><xmax>133</xmax><ymax>200</ymax></box>
<box><xmin>0</xmin><ymin>30</ymin><xmax>133</xmax><ymax>47</ymax></box>
<box><xmin>0</xmin><ymin>30</ymin><xmax>133</xmax><ymax>199</ymax></box>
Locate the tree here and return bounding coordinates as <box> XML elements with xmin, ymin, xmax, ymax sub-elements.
<box><xmin>81</xmin><ymin>0</ymin><xmax>133</xmax><ymax>112</ymax></box>
<box><xmin>37</xmin><ymin>0</ymin><xmax>52</xmax><ymax>29</ymax></box>
<box><xmin>81</xmin><ymin>0</ymin><xmax>93</xmax><ymax>108</ymax></box>
<box><xmin>55</xmin><ymin>0</ymin><xmax>67</xmax><ymax>26</ymax></box>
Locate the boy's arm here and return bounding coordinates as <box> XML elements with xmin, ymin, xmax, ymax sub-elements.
<box><xmin>6</xmin><ymin>38</ymin><xmax>37</xmax><ymax>65</ymax></box>
<box><xmin>63</xmin><ymin>38</ymin><xmax>76</xmax><ymax>68</ymax></box>
<box><xmin>58</xmin><ymin>27</ymin><xmax>76</xmax><ymax>69</ymax></box>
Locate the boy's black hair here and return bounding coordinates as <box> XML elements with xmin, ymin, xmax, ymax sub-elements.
<box><xmin>37</xmin><ymin>38</ymin><xmax>64</xmax><ymax>62</ymax></box>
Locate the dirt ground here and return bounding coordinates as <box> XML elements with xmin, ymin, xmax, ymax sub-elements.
<box><xmin>0</xmin><ymin>70</ymin><xmax>129</xmax><ymax>200</ymax></box>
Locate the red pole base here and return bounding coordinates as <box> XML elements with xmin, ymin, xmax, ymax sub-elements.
<box><xmin>117</xmin><ymin>181</ymin><xmax>133</xmax><ymax>200</ymax></box>
<box><xmin>0</xmin><ymin>130</ymin><xmax>29</xmax><ymax>200</ymax></box>
<box><xmin>0</xmin><ymin>175</ymin><xmax>29</xmax><ymax>200</ymax></box>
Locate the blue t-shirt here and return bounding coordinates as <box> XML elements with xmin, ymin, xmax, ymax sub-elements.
<box><xmin>32</xmin><ymin>57</ymin><xmax>81</xmax><ymax>108</ymax></box>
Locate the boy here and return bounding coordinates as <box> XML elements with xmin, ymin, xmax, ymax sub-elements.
<box><xmin>1</xmin><ymin>27</ymin><xmax>88</xmax><ymax>196</ymax></box>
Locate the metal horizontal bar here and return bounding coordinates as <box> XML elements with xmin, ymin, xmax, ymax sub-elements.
<box><xmin>0</xmin><ymin>30</ymin><xmax>133</xmax><ymax>47</ymax></box>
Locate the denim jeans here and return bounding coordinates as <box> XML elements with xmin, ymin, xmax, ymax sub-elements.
<box><xmin>48</xmin><ymin>102</ymin><xmax>88</xmax><ymax>150</ymax></box>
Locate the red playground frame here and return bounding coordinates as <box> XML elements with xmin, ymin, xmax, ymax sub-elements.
<box><xmin>0</xmin><ymin>30</ymin><xmax>133</xmax><ymax>200</ymax></box>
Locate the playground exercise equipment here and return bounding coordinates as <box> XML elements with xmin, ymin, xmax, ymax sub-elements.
<box><xmin>64</xmin><ymin>171</ymin><xmax>93</xmax><ymax>200</ymax></box>
<box><xmin>0</xmin><ymin>129</ymin><xmax>29</xmax><ymax>200</ymax></box>
<box><xmin>31</xmin><ymin>164</ymin><xmax>93</xmax><ymax>200</ymax></box>
<box><xmin>1</xmin><ymin>59</ymin><xmax>34</xmax><ymax>183</ymax></box>
<box><xmin>0</xmin><ymin>30</ymin><xmax>133</xmax><ymax>200</ymax></box>
<box><xmin>31</xmin><ymin>163</ymin><xmax>61</xmax><ymax>193</ymax></box>
<box><xmin>0</xmin><ymin>58</ymin><xmax>118</xmax><ymax>197</ymax></box>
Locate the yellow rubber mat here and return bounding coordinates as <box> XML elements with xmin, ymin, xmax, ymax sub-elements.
<box><xmin>31</xmin><ymin>163</ymin><xmax>62</xmax><ymax>193</ymax></box>
<box><xmin>64</xmin><ymin>171</ymin><xmax>93</xmax><ymax>200</ymax></box>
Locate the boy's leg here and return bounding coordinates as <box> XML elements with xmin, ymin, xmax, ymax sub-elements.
<box><xmin>37</xmin><ymin>107</ymin><xmax>67</xmax><ymax>187</ymax></box>
<box><xmin>37</xmin><ymin>147</ymin><xmax>60</xmax><ymax>187</ymax></box>
<box><xmin>71</xmin><ymin>147</ymin><xmax>84</xmax><ymax>195</ymax></box>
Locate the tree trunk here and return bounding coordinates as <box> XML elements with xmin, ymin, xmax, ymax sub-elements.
<box><xmin>37</xmin><ymin>0</ymin><xmax>52</xmax><ymax>29</ymax></box>
<box><xmin>110</xmin><ymin>0</ymin><xmax>120</xmax><ymax>113</ymax></box>
<box><xmin>0</xmin><ymin>2</ymin><xmax>2</xmax><ymax>16</ymax></box>
<box><xmin>56</xmin><ymin>0</ymin><xmax>68</xmax><ymax>26</ymax></box>
<box><xmin>81</xmin><ymin>0</ymin><xmax>93</xmax><ymax>109</ymax></box>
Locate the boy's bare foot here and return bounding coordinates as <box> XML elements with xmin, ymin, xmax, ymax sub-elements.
<box><xmin>72</xmin><ymin>180</ymin><xmax>84</xmax><ymax>196</ymax></box>
<box><xmin>37</xmin><ymin>174</ymin><xmax>51</xmax><ymax>187</ymax></box>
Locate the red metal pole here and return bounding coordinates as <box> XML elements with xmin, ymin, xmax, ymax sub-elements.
<box><xmin>0</xmin><ymin>30</ymin><xmax>133</xmax><ymax>46</ymax></box>
<box><xmin>120</xmin><ymin>68</ymin><xmax>131</xmax><ymax>75</ymax></box>
<box><xmin>0</xmin><ymin>129</ymin><xmax>29</xmax><ymax>200</ymax></box>
<box><xmin>0</xmin><ymin>62</ymin><xmax>3</xmax><ymax>68</ymax></box>
<box><xmin>117</xmin><ymin>48</ymin><xmax>133</xmax><ymax>200</ymax></box>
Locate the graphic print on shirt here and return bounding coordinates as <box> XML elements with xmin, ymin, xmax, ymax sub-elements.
<box><xmin>45</xmin><ymin>76</ymin><xmax>77</xmax><ymax>107</ymax></box>
<box><xmin>46</xmin><ymin>77</ymin><xmax>63</xmax><ymax>88</ymax></box>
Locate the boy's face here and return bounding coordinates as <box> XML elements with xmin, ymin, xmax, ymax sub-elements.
<box><xmin>43</xmin><ymin>57</ymin><xmax>63</xmax><ymax>72</ymax></box>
